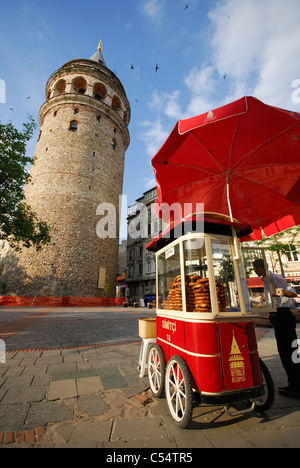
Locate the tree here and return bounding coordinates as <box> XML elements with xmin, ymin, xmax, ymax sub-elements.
<box><xmin>252</xmin><ymin>226</ymin><xmax>300</xmax><ymax>274</ymax></box>
<box><xmin>0</xmin><ymin>116</ymin><xmax>51</xmax><ymax>251</ymax></box>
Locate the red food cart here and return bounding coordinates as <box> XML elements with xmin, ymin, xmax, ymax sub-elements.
<box><xmin>145</xmin><ymin>214</ymin><xmax>275</xmax><ymax>428</ymax></box>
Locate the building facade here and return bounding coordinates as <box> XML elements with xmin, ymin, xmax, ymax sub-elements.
<box><xmin>126</xmin><ymin>187</ymin><xmax>162</xmax><ymax>304</ymax></box>
<box><xmin>2</xmin><ymin>43</ymin><xmax>130</xmax><ymax>297</ymax></box>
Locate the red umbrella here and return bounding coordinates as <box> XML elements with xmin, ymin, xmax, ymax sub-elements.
<box><xmin>152</xmin><ymin>96</ymin><xmax>300</xmax><ymax>240</ymax></box>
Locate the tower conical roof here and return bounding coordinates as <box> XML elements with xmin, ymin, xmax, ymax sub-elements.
<box><xmin>89</xmin><ymin>37</ymin><xmax>106</xmax><ymax>66</ymax></box>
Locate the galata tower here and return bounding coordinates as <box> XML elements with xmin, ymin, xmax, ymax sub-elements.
<box><xmin>5</xmin><ymin>41</ymin><xmax>130</xmax><ymax>297</ymax></box>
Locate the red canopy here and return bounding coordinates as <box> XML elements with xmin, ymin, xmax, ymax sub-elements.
<box><xmin>152</xmin><ymin>96</ymin><xmax>300</xmax><ymax>241</ymax></box>
<box><xmin>247</xmin><ymin>277</ymin><xmax>264</xmax><ymax>289</ymax></box>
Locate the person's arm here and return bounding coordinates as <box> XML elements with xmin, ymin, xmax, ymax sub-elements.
<box><xmin>281</xmin><ymin>290</ymin><xmax>297</xmax><ymax>298</ymax></box>
<box><xmin>272</xmin><ymin>275</ymin><xmax>297</xmax><ymax>297</ymax></box>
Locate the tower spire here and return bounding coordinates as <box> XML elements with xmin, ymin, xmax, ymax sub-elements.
<box><xmin>89</xmin><ymin>37</ymin><xmax>106</xmax><ymax>66</ymax></box>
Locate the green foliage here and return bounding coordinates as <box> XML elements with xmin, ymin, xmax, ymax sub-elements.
<box><xmin>0</xmin><ymin>116</ymin><xmax>51</xmax><ymax>250</ymax></box>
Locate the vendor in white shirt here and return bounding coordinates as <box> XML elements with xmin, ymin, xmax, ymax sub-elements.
<box><xmin>253</xmin><ymin>259</ymin><xmax>300</xmax><ymax>398</ymax></box>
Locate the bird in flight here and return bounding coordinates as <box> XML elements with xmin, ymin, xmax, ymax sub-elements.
<box><xmin>155</xmin><ymin>64</ymin><xmax>159</xmax><ymax>73</ymax></box>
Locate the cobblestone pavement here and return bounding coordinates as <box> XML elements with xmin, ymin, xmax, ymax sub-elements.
<box><xmin>0</xmin><ymin>306</ymin><xmax>300</xmax><ymax>449</ymax></box>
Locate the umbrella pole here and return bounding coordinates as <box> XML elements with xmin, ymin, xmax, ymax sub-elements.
<box><xmin>227</xmin><ymin>182</ymin><xmax>240</xmax><ymax>260</ymax></box>
<box><xmin>226</xmin><ymin>182</ymin><xmax>234</xmax><ymax>223</ymax></box>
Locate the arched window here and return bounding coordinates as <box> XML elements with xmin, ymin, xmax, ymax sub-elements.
<box><xmin>55</xmin><ymin>79</ymin><xmax>66</xmax><ymax>94</ymax></box>
<box><xmin>111</xmin><ymin>138</ymin><xmax>117</xmax><ymax>150</ymax></box>
<box><xmin>69</xmin><ymin>120</ymin><xmax>78</xmax><ymax>132</ymax></box>
<box><xmin>72</xmin><ymin>77</ymin><xmax>87</xmax><ymax>95</ymax></box>
<box><xmin>112</xmin><ymin>95</ymin><xmax>121</xmax><ymax>111</ymax></box>
<box><xmin>94</xmin><ymin>82</ymin><xmax>107</xmax><ymax>101</ymax></box>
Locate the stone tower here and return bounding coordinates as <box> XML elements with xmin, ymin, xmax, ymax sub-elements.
<box><xmin>4</xmin><ymin>42</ymin><xmax>130</xmax><ymax>297</ymax></box>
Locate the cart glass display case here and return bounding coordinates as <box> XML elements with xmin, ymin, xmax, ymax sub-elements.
<box><xmin>157</xmin><ymin>232</ymin><xmax>251</xmax><ymax>317</ymax></box>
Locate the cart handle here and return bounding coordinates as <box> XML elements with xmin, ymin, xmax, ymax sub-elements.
<box><xmin>224</xmin><ymin>400</ymin><xmax>256</xmax><ymax>418</ymax></box>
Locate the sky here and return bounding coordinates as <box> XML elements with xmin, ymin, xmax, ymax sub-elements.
<box><xmin>1</xmin><ymin>0</ymin><xmax>300</xmax><ymax>232</ymax></box>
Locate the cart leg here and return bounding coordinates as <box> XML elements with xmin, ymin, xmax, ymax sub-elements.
<box><xmin>138</xmin><ymin>338</ymin><xmax>156</xmax><ymax>378</ymax></box>
<box><xmin>224</xmin><ymin>400</ymin><xmax>256</xmax><ymax>418</ymax></box>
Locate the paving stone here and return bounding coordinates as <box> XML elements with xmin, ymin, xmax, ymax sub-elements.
<box><xmin>97</xmin><ymin>366</ymin><xmax>129</xmax><ymax>390</ymax></box>
<box><xmin>48</xmin><ymin>379</ymin><xmax>77</xmax><ymax>400</ymax></box>
<box><xmin>26</xmin><ymin>401</ymin><xmax>74</xmax><ymax>426</ymax></box>
<box><xmin>0</xmin><ymin>402</ymin><xmax>29</xmax><ymax>431</ymax></box>
<box><xmin>104</xmin><ymin>390</ymin><xmax>128</xmax><ymax>408</ymax></box>
<box><xmin>1</xmin><ymin>375</ymin><xmax>33</xmax><ymax>389</ymax></box>
<box><xmin>51</xmin><ymin>369</ymin><xmax>98</xmax><ymax>381</ymax></box>
<box><xmin>1</xmin><ymin>386</ymin><xmax>46</xmax><ymax>404</ymax></box>
<box><xmin>55</xmin><ymin>423</ymin><xmax>75</xmax><ymax>443</ymax></box>
<box><xmin>76</xmin><ymin>395</ymin><xmax>110</xmax><ymax>417</ymax></box>
<box><xmin>76</xmin><ymin>376</ymin><xmax>103</xmax><ymax>395</ymax></box>
<box><xmin>112</xmin><ymin>417</ymin><xmax>166</xmax><ymax>441</ymax></box>
<box><xmin>67</xmin><ymin>420</ymin><xmax>113</xmax><ymax>446</ymax></box>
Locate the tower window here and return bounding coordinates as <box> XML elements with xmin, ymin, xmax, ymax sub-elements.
<box><xmin>112</xmin><ymin>95</ymin><xmax>121</xmax><ymax>110</ymax></box>
<box><xmin>72</xmin><ymin>76</ymin><xmax>87</xmax><ymax>95</ymax></box>
<box><xmin>55</xmin><ymin>79</ymin><xmax>66</xmax><ymax>94</ymax></box>
<box><xmin>96</xmin><ymin>115</ymin><xmax>101</xmax><ymax>122</ymax></box>
<box><xmin>111</xmin><ymin>139</ymin><xmax>117</xmax><ymax>150</ymax></box>
<box><xmin>94</xmin><ymin>82</ymin><xmax>107</xmax><ymax>100</ymax></box>
<box><xmin>69</xmin><ymin>121</ymin><xmax>78</xmax><ymax>132</ymax></box>
<box><xmin>74</xmin><ymin>108</ymin><xmax>79</xmax><ymax>114</ymax></box>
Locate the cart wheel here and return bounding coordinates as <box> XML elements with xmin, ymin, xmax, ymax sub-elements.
<box><xmin>148</xmin><ymin>344</ymin><xmax>166</xmax><ymax>398</ymax></box>
<box><xmin>165</xmin><ymin>355</ymin><xmax>193</xmax><ymax>428</ymax></box>
<box><xmin>254</xmin><ymin>359</ymin><xmax>275</xmax><ymax>411</ymax></box>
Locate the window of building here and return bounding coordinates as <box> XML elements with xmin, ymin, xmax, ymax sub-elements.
<box><xmin>72</xmin><ymin>76</ymin><xmax>87</xmax><ymax>95</ymax></box>
<box><xmin>55</xmin><ymin>79</ymin><xmax>66</xmax><ymax>94</ymax></box>
<box><xmin>94</xmin><ymin>82</ymin><xmax>107</xmax><ymax>101</ymax></box>
<box><xmin>286</xmin><ymin>245</ymin><xmax>299</xmax><ymax>262</ymax></box>
<box><xmin>74</xmin><ymin>108</ymin><xmax>79</xmax><ymax>114</ymax></box>
<box><xmin>112</xmin><ymin>95</ymin><xmax>121</xmax><ymax>110</ymax></box>
<box><xmin>69</xmin><ymin>120</ymin><xmax>78</xmax><ymax>132</ymax></box>
<box><xmin>111</xmin><ymin>139</ymin><xmax>117</xmax><ymax>150</ymax></box>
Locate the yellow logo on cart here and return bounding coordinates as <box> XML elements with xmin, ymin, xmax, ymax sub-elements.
<box><xmin>229</xmin><ymin>334</ymin><xmax>246</xmax><ymax>383</ymax></box>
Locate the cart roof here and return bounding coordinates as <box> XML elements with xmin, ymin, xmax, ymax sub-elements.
<box><xmin>146</xmin><ymin>214</ymin><xmax>252</xmax><ymax>252</ymax></box>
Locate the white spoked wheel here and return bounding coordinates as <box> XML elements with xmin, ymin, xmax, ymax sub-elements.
<box><xmin>148</xmin><ymin>344</ymin><xmax>166</xmax><ymax>398</ymax></box>
<box><xmin>254</xmin><ymin>359</ymin><xmax>275</xmax><ymax>411</ymax></box>
<box><xmin>243</xmin><ymin>359</ymin><xmax>275</xmax><ymax>412</ymax></box>
<box><xmin>165</xmin><ymin>355</ymin><xmax>193</xmax><ymax>428</ymax></box>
